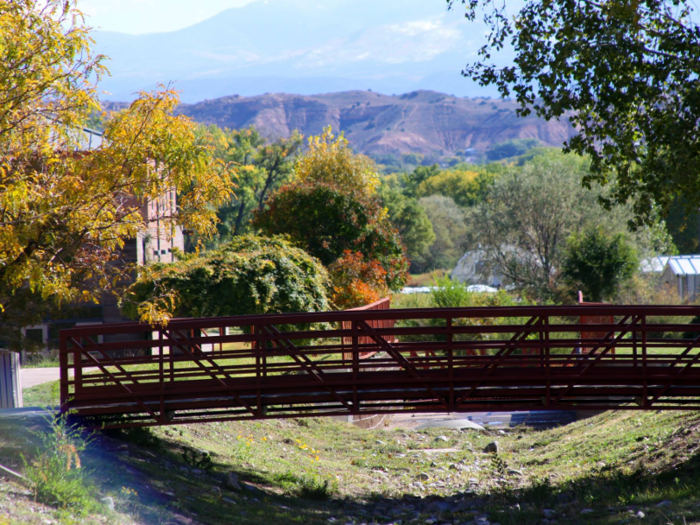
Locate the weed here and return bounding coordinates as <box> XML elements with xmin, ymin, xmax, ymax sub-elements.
<box><xmin>274</xmin><ymin>470</ymin><xmax>338</xmax><ymax>500</ymax></box>
<box><xmin>182</xmin><ymin>447</ymin><xmax>213</xmax><ymax>470</ymax></box>
<box><xmin>21</xmin><ymin>414</ymin><xmax>98</xmax><ymax>514</ymax></box>
<box><xmin>490</xmin><ymin>454</ymin><xmax>511</xmax><ymax>488</ymax></box>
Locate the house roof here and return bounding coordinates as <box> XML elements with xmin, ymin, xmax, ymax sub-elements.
<box><xmin>640</xmin><ymin>256</ymin><xmax>670</xmax><ymax>273</ymax></box>
<box><xmin>667</xmin><ymin>255</ymin><xmax>700</xmax><ymax>276</ymax></box>
<box><xmin>78</xmin><ymin>127</ymin><xmax>103</xmax><ymax>150</ymax></box>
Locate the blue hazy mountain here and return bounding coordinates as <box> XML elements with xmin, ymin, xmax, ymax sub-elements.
<box><xmin>93</xmin><ymin>0</ymin><xmax>507</xmax><ymax>102</ymax></box>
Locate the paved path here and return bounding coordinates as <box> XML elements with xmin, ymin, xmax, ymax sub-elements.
<box><xmin>19</xmin><ymin>367</ymin><xmax>60</xmax><ymax>388</ymax></box>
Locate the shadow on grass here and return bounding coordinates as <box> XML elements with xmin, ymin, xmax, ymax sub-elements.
<box><xmin>482</xmin><ymin>448</ymin><xmax>700</xmax><ymax>525</ymax></box>
<box><xmin>5</xmin><ymin>412</ymin><xmax>700</xmax><ymax>525</ymax></box>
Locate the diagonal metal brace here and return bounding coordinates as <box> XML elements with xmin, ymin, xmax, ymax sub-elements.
<box><xmin>262</xmin><ymin>325</ymin><xmax>354</xmax><ymax>411</ymax></box>
<box><xmin>356</xmin><ymin>320</ymin><xmax>448</xmax><ymax>409</ymax></box>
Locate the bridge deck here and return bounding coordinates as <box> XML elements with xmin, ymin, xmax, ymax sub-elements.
<box><xmin>59</xmin><ymin>305</ymin><xmax>700</xmax><ymax>428</ymax></box>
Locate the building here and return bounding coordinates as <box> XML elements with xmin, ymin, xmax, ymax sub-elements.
<box><xmin>658</xmin><ymin>255</ymin><xmax>700</xmax><ymax>301</ymax></box>
<box><xmin>21</xmin><ymin>128</ymin><xmax>184</xmax><ymax>352</ymax></box>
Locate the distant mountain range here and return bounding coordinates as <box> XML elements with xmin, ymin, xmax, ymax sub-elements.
<box><xmin>105</xmin><ymin>90</ymin><xmax>575</xmax><ymax>157</ymax></box>
<box><xmin>92</xmin><ymin>0</ymin><xmax>508</xmax><ymax>102</ymax></box>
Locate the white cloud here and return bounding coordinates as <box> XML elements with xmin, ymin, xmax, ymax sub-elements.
<box><xmin>296</xmin><ymin>17</ymin><xmax>465</xmax><ymax>69</ymax></box>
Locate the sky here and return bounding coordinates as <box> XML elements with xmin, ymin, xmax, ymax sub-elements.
<box><xmin>79</xmin><ymin>0</ymin><xmax>257</xmax><ymax>34</ymax></box>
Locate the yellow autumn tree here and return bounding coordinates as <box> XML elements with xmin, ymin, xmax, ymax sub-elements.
<box><xmin>0</xmin><ymin>0</ymin><xmax>232</xmax><ymax>346</ymax></box>
<box><xmin>293</xmin><ymin>126</ymin><xmax>379</xmax><ymax>196</ymax></box>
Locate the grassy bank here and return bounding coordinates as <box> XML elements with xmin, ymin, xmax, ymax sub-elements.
<box><xmin>5</xmin><ymin>386</ymin><xmax>700</xmax><ymax>525</ymax></box>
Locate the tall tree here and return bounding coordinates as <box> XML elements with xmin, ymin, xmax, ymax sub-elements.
<box><xmin>414</xmin><ymin>195</ymin><xmax>468</xmax><ymax>273</ymax></box>
<box><xmin>562</xmin><ymin>226</ymin><xmax>639</xmax><ymax>302</ymax></box>
<box><xmin>199</xmin><ymin>125</ymin><xmax>302</xmax><ymax>241</ymax></box>
<box><xmin>450</xmin><ymin>0</ymin><xmax>700</xmax><ymax>226</ymax></box>
<box><xmin>0</xmin><ymin>1</ymin><xmax>232</xmax><ymax>345</ymax></box>
<box><xmin>379</xmin><ymin>188</ymin><xmax>435</xmax><ymax>264</ymax></box>
<box><xmin>466</xmin><ymin>151</ymin><xmax>674</xmax><ymax>300</ymax></box>
<box><xmin>254</xmin><ymin>128</ymin><xmax>408</xmax><ymax>306</ymax></box>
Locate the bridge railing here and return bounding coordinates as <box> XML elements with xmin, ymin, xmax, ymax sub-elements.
<box><xmin>59</xmin><ymin>305</ymin><xmax>700</xmax><ymax>427</ymax></box>
<box><xmin>341</xmin><ymin>297</ymin><xmax>394</xmax><ymax>360</ymax></box>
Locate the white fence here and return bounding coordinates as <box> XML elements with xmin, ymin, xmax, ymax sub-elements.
<box><xmin>0</xmin><ymin>351</ymin><xmax>22</xmax><ymax>409</ymax></box>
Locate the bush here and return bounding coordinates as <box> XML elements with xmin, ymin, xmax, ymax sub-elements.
<box><xmin>122</xmin><ymin>235</ymin><xmax>330</xmax><ymax>324</ymax></box>
<box><xmin>21</xmin><ymin>414</ymin><xmax>98</xmax><ymax>514</ymax></box>
<box><xmin>273</xmin><ymin>470</ymin><xmax>338</xmax><ymax>500</ymax></box>
<box><xmin>328</xmin><ymin>251</ymin><xmax>390</xmax><ymax>309</ymax></box>
<box><xmin>562</xmin><ymin>226</ymin><xmax>638</xmax><ymax>302</ymax></box>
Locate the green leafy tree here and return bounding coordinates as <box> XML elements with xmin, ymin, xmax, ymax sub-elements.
<box><xmin>254</xmin><ymin>128</ymin><xmax>409</xmax><ymax>298</ymax></box>
<box><xmin>451</xmin><ymin>0</ymin><xmax>700</xmax><ymax>226</ymax></box>
<box><xmin>413</xmin><ymin>195</ymin><xmax>467</xmax><ymax>272</ymax></box>
<box><xmin>467</xmin><ymin>151</ymin><xmax>674</xmax><ymax>300</ymax></box>
<box><xmin>379</xmin><ymin>188</ymin><xmax>435</xmax><ymax>263</ymax></box>
<box><xmin>486</xmin><ymin>139</ymin><xmax>541</xmax><ymax>161</ymax></box>
<box><xmin>404</xmin><ymin>164</ymin><xmax>441</xmax><ymax>198</ymax></box>
<box><xmin>0</xmin><ymin>0</ymin><xmax>232</xmax><ymax>344</ymax></box>
<box><xmin>199</xmin><ymin>125</ymin><xmax>302</xmax><ymax>242</ymax></box>
<box><xmin>416</xmin><ymin>169</ymin><xmax>496</xmax><ymax>208</ymax></box>
<box><xmin>253</xmin><ymin>182</ymin><xmax>408</xmax><ymax>291</ymax></box>
<box><xmin>122</xmin><ymin>236</ymin><xmax>329</xmax><ymax>323</ymax></box>
<box><xmin>562</xmin><ymin>226</ymin><xmax>639</xmax><ymax>302</ymax></box>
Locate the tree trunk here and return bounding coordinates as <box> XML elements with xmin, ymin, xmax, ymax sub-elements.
<box><xmin>233</xmin><ymin>199</ymin><xmax>247</xmax><ymax>237</ymax></box>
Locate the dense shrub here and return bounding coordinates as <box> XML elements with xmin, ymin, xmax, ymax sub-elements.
<box><xmin>328</xmin><ymin>251</ymin><xmax>390</xmax><ymax>309</ymax></box>
<box><xmin>121</xmin><ymin>235</ymin><xmax>330</xmax><ymax>323</ymax></box>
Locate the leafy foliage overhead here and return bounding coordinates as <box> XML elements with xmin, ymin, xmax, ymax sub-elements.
<box><xmin>450</xmin><ymin>0</ymin><xmax>700</xmax><ymax>225</ymax></box>
<box><xmin>0</xmin><ymin>0</ymin><xmax>233</xmax><ymax>344</ymax></box>
<box><xmin>122</xmin><ymin>236</ymin><xmax>330</xmax><ymax>324</ymax></box>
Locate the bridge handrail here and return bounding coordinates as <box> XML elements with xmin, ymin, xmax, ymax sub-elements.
<box><xmin>58</xmin><ymin>304</ymin><xmax>700</xmax><ymax>428</ymax></box>
<box><xmin>58</xmin><ymin>304</ymin><xmax>700</xmax><ymax>337</ymax></box>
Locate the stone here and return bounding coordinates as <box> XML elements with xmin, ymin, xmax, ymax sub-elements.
<box><xmin>636</xmin><ymin>511</ymin><xmax>646</xmax><ymax>518</ymax></box>
<box><xmin>436</xmin><ymin>435</ymin><xmax>449</xmax><ymax>442</ymax></box>
<box><xmin>483</xmin><ymin>442</ymin><xmax>499</xmax><ymax>454</ymax></box>
<box><xmin>507</xmin><ymin>469</ymin><xmax>523</xmax><ymax>477</ymax></box>
<box><xmin>656</xmin><ymin>500</ymin><xmax>672</xmax><ymax>507</ymax></box>
<box><xmin>222</xmin><ymin>497</ymin><xmax>237</xmax><ymax>505</ymax></box>
<box><xmin>543</xmin><ymin>509</ymin><xmax>556</xmax><ymax>519</ymax></box>
<box><xmin>223</xmin><ymin>472</ymin><xmax>241</xmax><ymax>491</ymax></box>
<box><xmin>580</xmin><ymin>509</ymin><xmax>594</xmax><ymax>514</ymax></box>
<box><xmin>101</xmin><ymin>496</ymin><xmax>115</xmax><ymax>511</ymax></box>
<box><xmin>417</xmin><ymin>473</ymin><xmax>431</xmax><ymax>481</ymax></box>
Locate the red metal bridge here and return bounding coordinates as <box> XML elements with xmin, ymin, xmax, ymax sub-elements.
<box><xmin>59</xmin><ymin>304</ymin><xmax>700</xmax><ymax>428</ymax></box>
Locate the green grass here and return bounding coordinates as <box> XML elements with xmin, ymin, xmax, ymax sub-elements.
<box><xmin>406</xmin><ymin>269</ymin><xmax>449</xmax><ymax>288</ymax></box>
<box><xmin>23</xmin><ymin>380</ymin><xmax>60</xmax><ymax>407</ymax></box>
